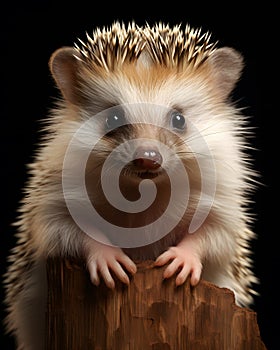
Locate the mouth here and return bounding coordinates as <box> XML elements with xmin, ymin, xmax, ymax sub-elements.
<box><xmin>136</xmin><ymin>170</ymin><xmax>161</xmax><ymax>179</ymax></box>
<box><xmin>122</xmin><ymin>166</ymin><xmax>162</xmax><ymax>180</ymax></box>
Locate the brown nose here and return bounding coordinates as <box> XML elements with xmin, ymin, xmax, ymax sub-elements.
<box><xmin>133</xmin><ymin>147</ymin><xmax>162</xmax><ymax>170</ymax></box>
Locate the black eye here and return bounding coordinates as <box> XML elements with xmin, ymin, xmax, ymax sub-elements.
<box><xmin>170</xmin><ymin>111</ymin><xmax>186</xmax><ymax>131</ymax></box>
<box><xmin>105</xmin><ymin>107</ymin><xmax>126</xmax><ymax>131</ymax></box>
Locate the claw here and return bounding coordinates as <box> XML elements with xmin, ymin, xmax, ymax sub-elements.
<box><xmin>155</xmin><ymin>245</ymin><xmax>202</xmax><ymax>286</ymax></box>
<box><xmin>84</xmin><ymin>239</ymin><xmax>137</xmax><ymax>288</ymax></box>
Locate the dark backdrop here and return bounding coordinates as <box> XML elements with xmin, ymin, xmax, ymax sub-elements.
<box><xmin>1</xmin><ymin>1</ymin><xmax>276</xmax><ymax>349</ymax></box>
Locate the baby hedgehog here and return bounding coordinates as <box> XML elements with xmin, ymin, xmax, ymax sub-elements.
<box><xmin>4</xmin><ymin>22</ymin><xmax>258</xmax><ymax>349</ymax></box>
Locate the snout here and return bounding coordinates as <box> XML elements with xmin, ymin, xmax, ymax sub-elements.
<box><xmin>133</xmin><ymin>146</ymin><xmax>162</xmax><ymax>171</ymax></box>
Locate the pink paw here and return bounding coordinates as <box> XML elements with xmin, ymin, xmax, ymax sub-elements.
<box><xmin>155</xmin><ymin>246</ymin><xmax>202</xmax><ymax>286</ymax></box>
<box><xmin>84</xmin><ymin>240</ymin><xmax>137</xmax><ymax>289</ymax></box>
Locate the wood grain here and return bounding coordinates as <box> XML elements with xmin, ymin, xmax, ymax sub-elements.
<box><xmin>46</xmin><ymin>258</ymin><xmax>266</xmax><ymax>350</ymax></box>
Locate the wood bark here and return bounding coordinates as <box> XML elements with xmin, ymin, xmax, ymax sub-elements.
<box><xmin>46</xmin><ymin>258</ymin><xmax>266</xmax><ymax>350</ymax></box>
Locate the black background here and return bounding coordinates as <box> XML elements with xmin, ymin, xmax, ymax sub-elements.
<box><xmin>0</xmin><ymin>1</ymin><xmax>276</xmax><ymax>349</ymax></box>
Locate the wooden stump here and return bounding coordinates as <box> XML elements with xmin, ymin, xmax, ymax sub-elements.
<box><xmin>46</xmin><ymin>258</ymin><xmax>266</xmax><ymax>350</ymax></box>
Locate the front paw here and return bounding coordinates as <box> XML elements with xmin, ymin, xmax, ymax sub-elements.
<box><xmin>84</xmin><ymin>240</ymin><xmax>137</xmax><ymax>289</ymax></box>
<box><xmin>155</xmin><ymin>246</ymin><xmax>202</xmax><ymax>287</ymax></box>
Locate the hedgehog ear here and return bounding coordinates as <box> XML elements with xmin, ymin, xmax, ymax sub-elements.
<box><xmin>206</xmin><ymin>47</ymin><xmax>244</xmax><ymax>99</ymax></box>
<box><xmin>49</xmin><ymin>47</ymin><xmax>83</xmax><ymax>104</ymax></box>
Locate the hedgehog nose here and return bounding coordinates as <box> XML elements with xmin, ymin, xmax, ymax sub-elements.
<box><xmin>133</xmin><ymin>147</ymin><xmax>162</xmax><ymax>170</ymax></box>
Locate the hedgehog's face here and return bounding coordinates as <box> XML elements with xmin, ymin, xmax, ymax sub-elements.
<box><xmin>52</xmin><ymin>24</ymin><xmax>245</xmax><ymax>240</ymax></box>
<box><xmin>89</xmin><ymin>64</ymin><xmax>215</xmax><ymax>180</ymax></box>
<box><xmin>49</xmin><ymin>22</ymin><xmax>244</xmax><ymax>180</ymax></box>
<box><xmin>49</xmin><ymin>44</ymin><xmax>242</xmax><ymax>183</ymax></box>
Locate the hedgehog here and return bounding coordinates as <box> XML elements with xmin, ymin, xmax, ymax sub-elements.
<box><xmin>4</xmin><ymin>21</ymin><xmax>258</xmax><ymax>349</ymax></box>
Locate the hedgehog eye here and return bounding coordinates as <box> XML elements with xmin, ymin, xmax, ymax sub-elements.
<box><xmin>170</xmin><ymin>111</ymin><xmax>186</xmax><ymax>131</ymax></box>
<box><xmin>105</xmin><ymin>107</ymin><xmax>126</xmax><ymax>131</ymax></box>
